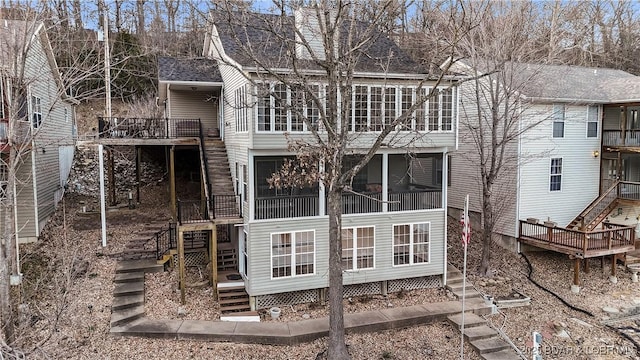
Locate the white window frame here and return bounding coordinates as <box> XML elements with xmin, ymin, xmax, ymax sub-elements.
<box><xmin>235</xmin><ymin>86</ymin><xmax>248</xmax><ymax>133</ymax></box>
<box><xmin>549</xmin><ymin>157</ymin><xmax>562</xmax><ymax>192</ymax></box>
<box><xmin>341</xmin><ymin>226</ymin><xmax>375</xmax><ymax>271</ymax></box>
<box><xmin>270</xmin><ymin>230</ymin><xmax>316</xmax><ymax>279</ymax></box>
<box><xmin>255</xmin><ymin>82</ymin><xmax>324</xmax><ymax>133</ymax></box>
<box><xmin>552</xmin><ymin>104</ymin><xmax>565</xmax><ymax>138</ymax></box>
<box><xmin>392</xmin><ymin>222</ymin><xmax>431</xmax><ymax>266</ymax></box>
<box><xmin>586</xmin><ymin>105</ymin><xmax>598</xmax><ymax>138</ymax></box>
<box><xmin>31</xmin><ymin>95</ymin><xmax>42</xmax><ymax>128</ymax></box>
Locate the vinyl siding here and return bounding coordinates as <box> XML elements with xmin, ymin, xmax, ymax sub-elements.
<box><xmin>245</xmin><ymin>209</ymin><xmax>446</xmax><ymax>296</ymax></box>
<box><xmin>518</xmin><ymin>104</ymin><xmax>601</xmax><ymax>227</ymax></box>
<box><xmin>15</xmin><ymin>156</ymin><xmax>36</xmax><ymax>241</ymax></box>
<box><xmin>449</xmin><ymin>79</ymin><xmax>519</xmax><ymax>237</ymax></box>
<box><xmin>167</xmin><ymin>90</ymin><xmax>218</xmax><ymax>134</ymax></box>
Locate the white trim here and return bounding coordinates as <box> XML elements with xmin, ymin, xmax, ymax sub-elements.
<box><xmin>391</xmin><ymin>222</ymin><xmax>431</xmax><ymax>267</ymax></box>
<box><xmin>552</xmin><ymin>103</ymin><xmax>565</xmax><ymax>138</ymax></box>
<box><xmin>586</xmin><ymin>105</ymin><xmax>599</xmax><ymax>139</ymax></box>
<box><xmin>31</xmin><ymin>145</ymin><xmax>39</xmax><ymax>236</ymax></box>
<box><xmin>549</xmin><ymin>157</ymin><xmax>563</xmax><ymax>192</ymax></box>
<box><xmin>158</xmin><ymin>80</ymin><xmax>224</xmax><ymax>87</ymax></box>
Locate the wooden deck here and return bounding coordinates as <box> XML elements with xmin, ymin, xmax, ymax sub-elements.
<box><xmin>518</xmin><ymin>220</ymin><xmax>635</xmax><ymax>258</ymax></box>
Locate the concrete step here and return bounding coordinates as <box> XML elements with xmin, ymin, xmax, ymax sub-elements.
<box><xmin>481</xmin><ymin>349</ymin><xmax>521</xmax><ymax>360</ymax></box>
<box><xmin>114</xmin><ymin>272</ymin><xmax>144</xmax><ymax>283</ymax></box>
<box><xmin>470</xmin><ymin>338</ymin><xmax>510</xmax><ymax>354</ymax></box>
<box><xmin>447</xmin><ymin>282</ymin><xmax>475</xmax><ymax>293</ymax></box>
<box><xmin>112</xmin><ymin>294</ymin><xmax>145</xmax><ymax>310</ymax></box>
<box><xmin>220</xmin><ymin>311</ymin><xmax>260</xmax><ymax>322</ymax></box>
<box><xmin>463</xmin><ymin>325</ymin><xmax>499</xmax><ymax>341</ymax></box>
<box><xmin>110</xmin><ymin>305</ymin><xmax>145</xmax><ymax>327</ymax></box>
<box><xmin>447</xmin><ymin>313</ymin><xmax>486</xmax><ymax>329</ymax></box>
<box><xmin>114</xmin><ymin>282</ymin><xmax>144</xmax><ymax>297</ymax></box>
<box><xmin>116</xmin><ymin>259</ymin><xmax>164</xmax><ymax>274</ymax></box>
<box><xmin>452</xmin><ymin>288</ymin><xmax>483</xmax><ymax>299</ymax></box>
<box><xmin>220</xmin><ymin>304</ymin><xmax>252</xmax><ymax>313</ymax></box>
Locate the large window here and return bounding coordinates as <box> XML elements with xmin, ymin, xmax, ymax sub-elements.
<box><xmin>393</xmin><ymin>223</ymin><xmax>430</xmax><ymax>266</ymax></box>
<box><xmin>353</xmin><ymin>85</ymin><xmax>368</xmax><ymax>131</ymax></box>
<box><xmin>257</xmin><ymin>84</ymin><xmax>271</xmax><ymax>131</ymax></box>
<box><xmin>256</xmin><ymin>83</ymin><xmax>323</xmax><ymax>132</ymax></box>
<box><xmin>552</xmin><ymin>104</ymin><xmax>565</xmax><ymax>138</ymax></box>
<box><xmin>255</xmin><ymin>157</ymin><xmax>318</xmax><ymax>197</ymax></box>
<box><xmin>341</xmin><ymin>227</ymin><xmax>374</xmax><ymax>270</ymax></box>
<box><xmin>550</xmin><ymin>158</ymin><xmax>562</xmax><ymax>191</ymax></box>
<box><xmin>235</xmin><ymin>86</ymin><xmax>248</xmax><ymax>132</ymax></box>
<box><xmin>271</xmin><ymin>230</ymin><xmax>315</xmax><ymax>278</ymax></box>
<box><xmin>587</xmin><ymin>105</ymin><xmax>598</xmax><ymax>138</ymax></box>
<box><xmin>31</xmin><ymin>95</ymin><xmax>42</xmax><ymax>128</ymax></box>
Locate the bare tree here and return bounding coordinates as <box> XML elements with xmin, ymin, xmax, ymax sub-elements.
<box><xmin>206</xmin><ymin>1</ymin><xmax>468</xmax><ymax>358</ymax></box>
<box><xmin>452</xmin><ymin>0</ymin><xmax>552</xmax><ymax>275</ymax></box>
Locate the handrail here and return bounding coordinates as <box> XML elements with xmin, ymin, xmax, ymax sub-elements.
<box><xmin>568</xmin><ymin>180</ymin><xmax>619</xmax><ymax>229</ymax></box>
<box><xmin>155</xmin><ymin>222</ymin><xmax>177</xmax><ymax>260</ymax></box>
<box><xmin>196</xmin><ymin>121</ymin><xmax>212</xmax><ymax>218</ymax></box>
<box><xmin>97</xmin><ymin>117</ymin><xmax>202</xmax><ymax>139</ymax></box>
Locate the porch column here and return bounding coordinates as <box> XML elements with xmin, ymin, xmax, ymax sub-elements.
<box><xmin>621</xmin><ymin>106</ymin><xmax>627</xmax><ymax>146</ymax></box>
<box><xmin>610</xmin><ymin>255</ymin><xmax>618</xmax><ymax>284</ymax></box>
<box><xmin>382</xmin><ymin>153</ymin><xmax>388</xmax><ymax>212</ymax></box>
<box><xmin>319</xmin><ymin>160</ymin><xmax>325</xmax><ymax>215</ymax></box>
<box><xmin>107</xmin><ymin>147</ymin><xmax>116</xmax><ymax>206</ymax></box>
<box><xmin>170</xmin><ymin>146</ymin><xmax>176</xmax><ymax>219</ymax></box>
<box><xmin>178</xmin><ymin>227</ymin><xmax>185</xmax><ymax>304</ymax></box>
<box><xmin>572</xmin><ymin>257</ymin><xmax>580</xmax><ymax>294</ymax></box>
<box><xmin>135</xmin><ymin>146</ymin><xmax>141</xmax><ymax>203</ymax></box>
<box><xmin>210</xmin><ymin>226</ymin><xmax>218</xmax><ymax>299</ymax></box>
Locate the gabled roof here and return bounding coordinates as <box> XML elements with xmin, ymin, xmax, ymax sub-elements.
<box><xmin>211</xmin><ymin>11</ymin><xmax>426</xmax><ymax>76</ymax></box>
<box><xmin>158</xmin><ymin>56</ymin><xmax>222</xmax><ymax>83</ymax></box>
<box><xmin>453</xmin><ymin>58</ymin><xmax>640</xmax><ymax>103</ymax></box>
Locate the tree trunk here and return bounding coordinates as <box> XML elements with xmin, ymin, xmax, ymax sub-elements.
<box><xmin>326</xmin><ymin>187</ymin><xmax>349</xmax><ymax>359</ymax></box>
<box><xmin>136</xmin><ymin>0</ymin><xmax>146</xmax><ymax>35</ymax></box>
<box><xmin>72</xmin><ymin>0</ymin><xmax>82</xmax><ymax>29</ymax></box>
<box><xmin>478</xmin><ymin>184</ymin><xmax>493</xmax><ymax>275</ymax></box>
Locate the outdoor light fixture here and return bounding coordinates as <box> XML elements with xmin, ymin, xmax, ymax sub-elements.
<box><xmin>593</xmin><ymin>150</ymin><xmax>600</xmax><ymax>158</ymax></box>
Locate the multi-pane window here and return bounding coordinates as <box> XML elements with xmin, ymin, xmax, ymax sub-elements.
<box><xmin>428</xmin><ymin>89</ymin><xmax>439</xmax><ymax>131</ymax></box>
<box><xmin>341</xmin><ymin>227</ymin><xmax>375</xmax><ymax>270</ymax></box>
<box><xmin>307</xmin><ymin>85</ymin><xmax>321</xmax><ymax>131</ymax></box>
<box><xmin>353</xmin><ymin>86</ymin><xmax>368</xmax><ymax>131</ymax></box>
<box><xmin>393</xmin><ymin>223</ymin><xmax>430</xmax><ymax>266</ymax></box>
<box><xmin>384</xmin><ymin>87</ymin><xmax>396</xmax><ymax>129</ymax></box>
<box><xmin>291</xmin><ymin>86</ymin><xmax>305</xmax><ymax>132</ymax></box>
<box><xmin>370</xmin><ymin>87</ymin><xmax>383</xmax><ymax>131</ymax></box>
<box><xmin>550</xmin><ymin>158</ymin><xmax>562</xmax><ymax>191</ymax></box>
<box><xmin>587</xmin><ymin>105</ymin><xmax>598</xmax><ymax>138</ymax></box>
<box><xmin>415</xmin><ymin>88</ymin><xmax>426</xmax><ymax>131</ymax></box>
<box><xmin>271</xmin><ymin>230</ymin><xmax>315</xmax><ymax>278</ymax></box>
<box><xmin>552</xmin><ymin>104</ymin><xmax>565</xmax><ymax>138</ymax></box>
<box><xmin>257</xmin><ymin>84</ymin><xmax>271</xmax><ymax>131</ymax></box>
<box><xmin>235</xmin><ymin>86</ymin><xmax>248</xmax><ymax>132</ymax></box>
<box><xmin>401</xmin><ymin>87</ymin><xmax>413</xmax><ymax>129</ymax></box>
<box><xmin>274</xmin><ymin>84</ymin><xmax>287</xmax><ymax>131</ymax></box>
<box><xmin>242</xmin><ymin>165</ymin><xmax>248</xmax><ymax>203</ymax></box>
<box><xmin>31</xmin><ymin>95</ymin><xmax>42</xmax><ymax>128</ymax></box>
<box><xmin>441</xmin><ymin>88</ymin><xmax>454</xmax><ymax>131</ymax></box>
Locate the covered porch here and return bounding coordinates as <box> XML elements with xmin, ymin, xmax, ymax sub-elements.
<box><xmin>253</xmin><ymin>153</ymin><xmax>445</xmax><ymax>220</ymax></box>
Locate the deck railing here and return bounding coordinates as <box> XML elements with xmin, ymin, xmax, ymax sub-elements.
<box><xmin>619</xmin><ymin>181</ymin><xmax>640</xmax><ymax>201</ymax></box>
<box><xmin>388</xmin><ymin>190</ymin><xmax>442</xmax><ymax>211</ymax></box>
<box><xmin>255</xmin><ymin>195</ymin><xmax>319</xmax><ymax>220</ymax></box>
<box><xmin>178</xmin><ymin>196</ymin><xmax>241</xmax><ymax>223</ymax></box>
<box><xmin>155</xmin><ymin>222</ymin><xmax>177</xmax><ymax>260</ymax></box>
<box><xmin>98</xmin><ymin>117</ymin><xmax>201</xmax><ymax>139</ymax></box>
<box><xmin>602</xmin><ymin>129</ymin><xmax>640</xmax><ymax>147</ymax></box>
<box><xmin>519</xmin><ymin>220</ymin><xmax>634</xmax><ymax>257</ymax></box>
<box><xmin>338</xmin><ymin>192</ymin><xmax>382</xmax><ymax>215</ymax></box>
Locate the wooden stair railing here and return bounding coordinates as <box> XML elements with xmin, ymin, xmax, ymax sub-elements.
<box><xmin>567</xmin><ymin>181</ymin><xmax>619</xmax><ymax>231</ymax></box>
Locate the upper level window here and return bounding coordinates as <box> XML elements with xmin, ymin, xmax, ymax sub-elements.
<box><xmin>256</xmin><ymin>83</ymin><xmax>323</xmax><ymax>132</ymax></box>
<box><xmin>550</xmin><ymin>158</ymin><xmax>562</xmax><ymax>191</ymax></box>
<box><xmin>235</xmin><ymin>86</ymin><xmax>248</xmax><ymax>132</ymax></box>
<box><xmin>587</xmin><ymin>105</ymin><xmax>598</xmax><ymax>138</ymax></box>
<box><xmin>31</xmin><ymin>96</ymin><xmax>42</xmax><ymax>128</ymax></box>
<box><xmin>552</xmin><ymin>104</ymin><xmax>565</xmax><ymax>138</ymax></box>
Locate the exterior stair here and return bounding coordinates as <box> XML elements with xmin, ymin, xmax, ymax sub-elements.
<box><xmin>202</xmin><ymin>138</ymin><xmax>241</xmax><ymax>218</ymax></box>
<box><xmin>567</xmin><ymin>181</ymin><xmax>619</xmax><ymax>231</ymax></box>
<box><xmin>218</xmin><ymin>286</ymin><xmax>251</xmax><ymax>314</ymax></box>
<box><xmin>119</xmin><ymin>220</ymin><xmax>171</xmax><ymax>261</ymax></box>
<box><xmin>446</xmin><ymin>265</ymin><xmax>484</xmax><ymax>302</ymax></box>
<box><xmin>111</xmin><ymin>259</ymin><xmax>163</xmax><ymax>328</ymax></box>
<box><xmin>447</xmin><ymin>313</ymin><xmax>519</xmax><ymax>359</ymax></box>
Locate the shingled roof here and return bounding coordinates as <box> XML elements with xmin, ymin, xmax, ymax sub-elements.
<box><xmin>212</xmin><ymin>11</ymin><xmax>426</xmax><ymax>75</ymax></box>
<box><xmin>158</xmin><ymin>56</ymin><xmax>222</xmax><ymax>83</ymax></box>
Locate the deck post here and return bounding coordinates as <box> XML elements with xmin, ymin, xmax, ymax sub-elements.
<box><xmin>178</xmin><ymin>227</ymin><xmax>186</xmax><ymax>305</ymax></box>
<box><xmin>170</xmin><ymin>146</ymin><xmax>176</xmax><ymax>220</ymax></box>
<box><xmin>210</xmin><ymin>225</ymin><xmax>218</xmax><ymax>300</ymax></box>
<box><xmin>136</xmin><ymin>146</ymin><xmax>141</xmax><ymax>203</ymax></box>
<box><xmin>610</xmin><ymin>255</ymin><xmax>618</xmax><ymax>284</ymax></box>
<box><xmin>572</xmin><ymin>258</ymin><xmax>580</xmax><ymax>293</ymax></box>
<box><xmin>583</xmin><ymin>258</ymin><xmax>590</xmax><ymax>273</ymax></box>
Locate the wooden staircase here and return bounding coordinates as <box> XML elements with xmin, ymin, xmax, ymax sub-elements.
<box><xmin>567</xmin><ymin>181</ymin><xmax>619</xmax><ymax>231</ymax></box>
<box><xmin>203</xmin><ymin>139</ymin><xmax>236</xmax><ymax>196</ymax></box>
<box><xmin>218</xmin><ymin>286</ymin><xmax>251</xmax><ymax>313</ymax></box>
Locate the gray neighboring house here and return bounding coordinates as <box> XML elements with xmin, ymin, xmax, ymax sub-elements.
<box><xmin>0</xmin><ymin>19</ymin><xmax>77</xmax><ymax>243</ymax></box>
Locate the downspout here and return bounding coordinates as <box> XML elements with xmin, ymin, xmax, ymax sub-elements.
<box><xmin>455</xmin><ymin>86</ymin><xmax>460</xmax><ymax>151</ymax></box>
<box><xmin>515</xmin><ymin>101</ymin><xmax>523</xmax><ymax>253</ymax></box>
<box><xmin>31</xmin><ymin>142</ymin><xmax>39</xmax><ymax>236</ymax></box>
<box><xmin>219</xmin><ymin>84</ymin><xmax>225</xmax><ymax>140</ymax></box>
<box><xmin>442</xmin><ymin>151</ymin><xmax>448</xmax><ymax>285</ymax></box>
<box><xmin>13</xmin><ymin>178</ymin><xmax>20</xmax><ymax>275</ymax></box>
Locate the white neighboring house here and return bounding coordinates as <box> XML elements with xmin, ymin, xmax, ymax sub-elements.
<box><xmin>0</xmin><ymin>19</ymin><xmax>77</xmax><ymax>243</ymax></box>
<box><xmin>449</xmin><ymin>60</ymin><xmax>640</xmax><ymax>254</ymax></box>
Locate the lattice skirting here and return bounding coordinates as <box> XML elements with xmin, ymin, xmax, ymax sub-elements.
<box><xmin>172</xmin><ymin>250</ymin><xmax>209</xmax><ymax>268</ymax></box>
<box><xmin>388</xmin><ymin>275</ymin><xmax>441</xmax><ymax>293</ymax></box>
<box><xmin>254</xmin><ymin>275</ymin><xmax>442</xmax><ymax>309</ymax></box>
<box><xmin>255</xmin><ymin>289</ymin><xmax>319</xmax><ymax>309</ymax></box>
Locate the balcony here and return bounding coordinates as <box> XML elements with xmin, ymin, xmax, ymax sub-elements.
<box><xmin>602</xmin><ymin>130</ymin><xmax>640</xmax><ymax>147</ymax></box>
<box><xmin>98</xmin><ymin>117</ymin><xmax>201</xmax><ymax>139</ymax></box>
<box><xmin>255</xmin><ymin>195</ymin><xmax>319</xmax><ymax>220</ymax></box>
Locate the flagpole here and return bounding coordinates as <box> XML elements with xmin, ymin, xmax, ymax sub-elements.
<box><xmin>460</xmin><ymin>194</ymin><xmax>469</xmax><ymax>360</ymax></box>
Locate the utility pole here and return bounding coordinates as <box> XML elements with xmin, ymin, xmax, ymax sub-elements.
<box><xmin>99</xmin><ymin>6</ymin><xmax>110</xmax><ymax>247</ymax></box>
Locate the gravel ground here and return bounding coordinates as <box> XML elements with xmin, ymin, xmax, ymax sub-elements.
<box><xmin>14</xmin><ymin>182</ymin><xmax>640</xmax><ymax>359</ymax></box>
